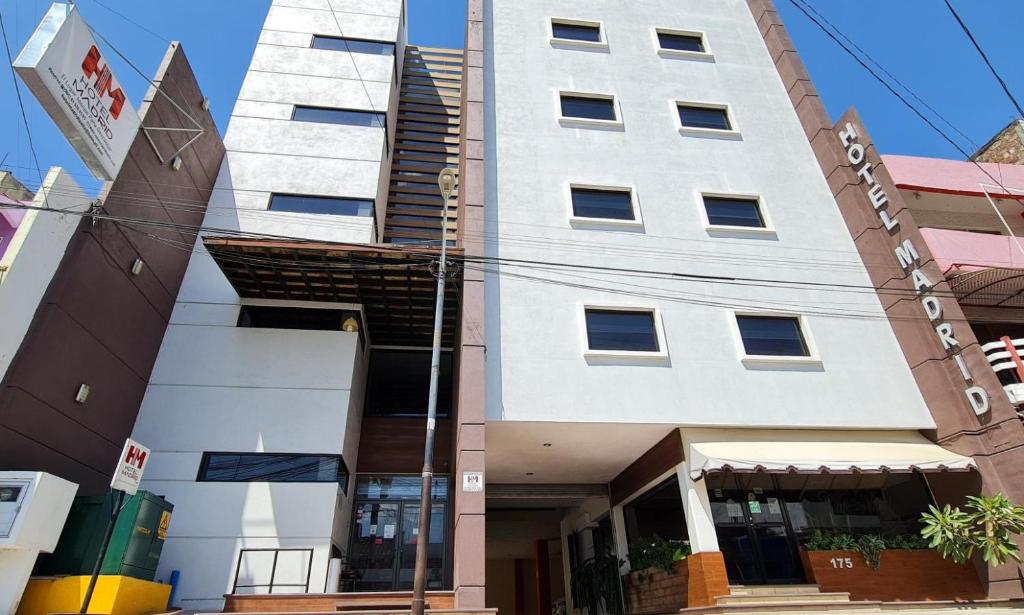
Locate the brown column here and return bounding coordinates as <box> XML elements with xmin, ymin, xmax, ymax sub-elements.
<box><xmin>513</xmin><ymin>559</ymin><xmax>525</xmax><ymax>614</ymax></box>
<box><xmin>745</xmin><ymin>0</ymin><xmax>1024</xmax><ymax>599</ymax></box>
<box><xmin>451</xmin><ymin>0</ymin><xmax>487</xmax><ymax>608</ymax></box>
<box><xmin>686</xmin><ymin>552</ymin><xmax>729</xmax><ymax>608</ymax></box>
<box><xmin>535</xmin><ymin>540</ymin><xmax>551</xmax><ymax>615</ymax></box>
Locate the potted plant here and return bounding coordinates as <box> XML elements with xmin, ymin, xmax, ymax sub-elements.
<box><xmin>621</xmin><ymin>536</ymin><xmax>690</xmax><ymax>615</ymax></box>
<box><xmin>571</xmin><ymin>550</ymin><xmax>625</xmax><ymax>615</ymax></box>
<box><xmin>799</xmin><ymin>529</ymin><xmax>983</xmax><ymax>602</ymax></box>
<box><xmin>921</xmin><ymin>493</ymin><xmax>1024</xmax><ymax>565</ymax></box>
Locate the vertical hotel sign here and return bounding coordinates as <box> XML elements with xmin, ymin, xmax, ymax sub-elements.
<box><xmin>839</xmin><ymin>122</ymin><xmax>989</xmax><ymax>416</ymax></box>
<box><xmin>13</xmin><ymin>3</ymin><xmax>140</xmax><ymax>180</ymax></box>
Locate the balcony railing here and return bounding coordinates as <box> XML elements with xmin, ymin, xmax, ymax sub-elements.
<box><xmin>981</xmin><ymin>336</ymin><xmax>1024</xmax><ymax>405</ymax></box>
<box><xmin>920</xmin><ymin>228</ymin><xmax>1024</xmax><ymax>307</ymax></box>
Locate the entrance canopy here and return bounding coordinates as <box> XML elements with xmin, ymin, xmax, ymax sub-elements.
<box><xmin>687</xmin><ymin>429</ymin><xmax>975</xmax><ymax>479</ymax></box>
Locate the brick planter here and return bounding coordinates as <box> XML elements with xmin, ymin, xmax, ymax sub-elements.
<box><xmin>622</xmin><ymin>560</ymin><xmax>688</xmax><ymax>615</ymax></box>
<box><xmin>800</xmin><ymin>549</ymin><xmax>985</xmax><ymax>602</ymax></box>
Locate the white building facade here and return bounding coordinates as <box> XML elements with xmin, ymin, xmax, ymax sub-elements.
<box><xmin>481</xmin><ymin>0</ymin><xmax>979</xmax><ymax>611</ymax></box>
<box><xmin>132</xmin><ymin>0</ymin><xmax>405</xmax><ymax>609</ymax></box>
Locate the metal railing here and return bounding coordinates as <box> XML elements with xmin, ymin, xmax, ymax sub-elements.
<box><xmin>231</xmin><ymin>548</ymin><xmax>313</xmax><ymax>595</ymax></box>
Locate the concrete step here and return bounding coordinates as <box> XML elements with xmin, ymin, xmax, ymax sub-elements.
<box><xmin>718</xmin><ymin>592</ymin><xmax>852</xmax><ymax>606</ymax></box>
<box><xmin>684</xmin><ymin>601</ymin><xmax>884</xmax><ymax>614</ymax></box>
<box><xmin>728</xmin><ymin>585</ymin><xmax>822</xmax><ymax>596</ymax></box>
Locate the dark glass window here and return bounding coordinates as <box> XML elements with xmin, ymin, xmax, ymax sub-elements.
<box><xmin>552</xmin><ymin>21</ymin><xmax>602</xmax><ymax>42</ymax></box>
<box><xmin>585</xmin><ymin>309</ymin><xmax>659</xmax><ymax>352</ymax></box>
<box><xmin>561</xmin><ymin>96</ymin><xmax>617</xmax><ymax>121</ymax></box>
<box><xmin>198</xmin><ymin>453</ymin><xmax>348</xmax><ymax>487</ymax></box>
<box><xmin>293</xmin><ymin>106</ymin><xmax>385</xmax><ymax>128</ymax></box>
<box><xmin>270</xmin><ymin>194</ymin><xmax>374</xmax><ymax>217</ymax></box>
<box><xmin>365</xmin><ymin>350</ymin><xmax>452</xmax><ymax>417</ymax></box>
<box><xmin>571</xmin><ymin>188</ymin><xmax>634</xmax><ymax>220</ymax></box>
<box><xmin>624</xmin><ymin>476</ymin><xmax>687</xmax><ymax>549</ymax></box>
<box><xmin>311</xmin><ymin>36</ymin><xmax>394</xmax><ymax>55</ymax></box>
<box><xmin>678</xmin><ymin>105</ymin><xmax>731</xmax><ymax>130</ymax></box>
<box><xmin>238</xmin><ymin>305</ymin><xmax>361</xmax><ymax>332</ymax></box>
<box><xmin>704</xmin><ymin>196</ymin><xmax>765</xmax><ymax>228</ymax></box>
<box><xmin>658</xmin><ymin>32</ymin><xmax>705</xmax><ymax>52</ymax></box>
<box><xmin>736</xmin><ymin>315</ymin><xmax>809</xmax><ymax>356</ymax></box>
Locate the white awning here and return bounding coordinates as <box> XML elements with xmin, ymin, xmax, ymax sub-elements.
<box><xmin>688</xmin><ymin>430</ymin><xmax>976</xmax><ymax>479</ymax></box>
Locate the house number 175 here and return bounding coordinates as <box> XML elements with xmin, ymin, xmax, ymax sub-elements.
<box><xmin>830</xmin><ymin>557</ymin><xmax>854</xmax><ymax>569</ymax></box>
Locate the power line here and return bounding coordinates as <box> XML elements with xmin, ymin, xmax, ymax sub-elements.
<box><xmin>0</xmin><ymin>7</ymin><xmax>51</xmax><ymax>210</ymax></box>
<box><xmin>785</xmin><ymin>0</ymin><xmax>1024</xmax><ymax>207</ymax></box>
<box><xmin>0</xmin><ymin>199</ymin><xmax>990</xmax><ymax>306</ymax></box>
<box><xmin>794</xmin><ymin>0</ymin><xmax>978</xmax><ymax>152</ymax></box>
<box><xmin>85</xmin><ymin>0</ymin><xmax>170</xmax><ymax>45</ymax></box>
<box><xmin>943</xmin><ymin>0</ymin><xmax>1024</xmax><ymax>119</ymax></box>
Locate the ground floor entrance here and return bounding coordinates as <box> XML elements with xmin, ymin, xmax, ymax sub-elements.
<box><xmin>705</xmin><ymin>471</ymin><xmax>934</xmax><ymax>586</ymax></box>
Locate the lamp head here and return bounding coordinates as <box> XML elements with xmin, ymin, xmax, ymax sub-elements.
<box><xmin>438</xmin><ymin>168</ymin><xmax>456</xmax><ymax>199</ymax></box>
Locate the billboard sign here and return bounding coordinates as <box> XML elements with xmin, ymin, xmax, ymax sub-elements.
<box><xmin>110</xmin><ymin>438</ymin><xmax>150</xmax><ymax>495</ymax></box>
<box><xmin>13</xmin><ymin>3</ymin><xmax>140</xmax><ymax>180</ymax></box>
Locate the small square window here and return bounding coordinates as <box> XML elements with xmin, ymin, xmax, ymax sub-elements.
<box><xmin>658</xmin><ymin>32</ymin><xmax>704</xmax><ymax>52</ymax></box>
<box><xmin>552</xmin><ymin>21</ymin><xmax>601</xmax><ymax>42</ymax></box>
<box><xmin>736</xmin><ymin>316</ymin><xmax>809</xmax><ymax>357</ymax></box>
<box><xmin>572</xmin><ymin>188</ymin><xmax>634</xmax><ymax>221</ymax></box>
<box><xmin>678</xmin><ymin>105</ymin><xmax>731</xmax><ymax>131</ymax></box>
<box><xmin>704</xmin><ymin>196</ymin><xmax>765</xmax><ymax>228</ymax></box>
<box><xmin>585</xmin><ymin>309</ymin><xmax>659</xmax><ymax>352</ymax></box>
<box><xmin>561</xmin><ymin>95</ymin><xmax>617</xmax><ymax>121</ymax></box>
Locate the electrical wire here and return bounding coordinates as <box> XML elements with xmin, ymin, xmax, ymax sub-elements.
<box><xmin>785</xmin><ymin>0</ymin><xmax>1024</xmax><ymax>209</ymax></box>
<box><xmin>84</xmin><ymin>0</ymin><xmax>170</xmax><ymax>45</ymax></box>
<box><xmin>322</xmin><ymin>1</ymin><xmax>391</xmax><ymax>137</ymax></box>
<box><xmin>943</xmin><ymin>0</ymin><xmax>1024</xmax><ymax>120</ymax></box>
<box><xmin>0</xmin><ymin>6</ymin><xmax>51</xmax><ymax>210</ymax></box>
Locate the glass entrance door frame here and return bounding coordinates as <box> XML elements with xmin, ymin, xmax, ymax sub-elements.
<box><xmin>347</xmin><ymin>475</ymin><xmax>451</xmax><ymax>592</ymax></box>
<box><xmin>707</xmin><ymin>473</ymin><xmax>805</xmax><ymax>585</ymax></box>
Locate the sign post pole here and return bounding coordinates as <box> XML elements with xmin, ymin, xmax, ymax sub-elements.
<box><xmin>79</xmin><ymin>438</ymin><xmax>150</xmax><ymax>612</ymax></box>
<box><xmin>79</xmin><ymin>489</ymin><xmax>123</xmax><ymax>614</ymax></box>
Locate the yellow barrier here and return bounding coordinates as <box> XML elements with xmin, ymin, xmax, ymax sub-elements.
<box><xmin>17</xmin><ymin>575</ymin><xmax>171</xmax><ymax>615</ymax></box>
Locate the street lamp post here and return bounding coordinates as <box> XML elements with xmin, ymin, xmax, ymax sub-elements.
<box><xmin>411</xmin><ymin>167</ymin><xmax>456</xmax><ymax>615</ymax></box>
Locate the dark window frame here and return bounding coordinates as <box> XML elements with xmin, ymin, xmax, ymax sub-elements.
<box><xmin>736</xmin><ymin>315</ymin><xmax>811</xmax><ymax>357</ymax></box>
<box><xmin>550</xmin><ymin>19</ymin><xmax>603</xmax><ymax>43</ymax></box>
<box><xmin>364</xmin><ymin>349</ymin><xmax>453</xmax><ymax>418</ymax></box>
<box><xmin>570</xmin><ymin>186</ymin><xmax>636</xmax><ymax>221</ymax></box>
<box><xmin>560</xmin><ymin>94</ymin><xmax>618</xmax><ymax>122</ymax></box>
<box><xmin>703</xmin><ymin>195</ymin><xmax>767</xmax><ymax>229</ymax></box>
<box><xmin>677</xmin><ymin>104</ymin><xmax>732</xmax><ymax>131</ymax></box>
<box><xmin>269</xmin><ymin>193</ymin><xmax>375</xmax><ymax>218</ymax></box>
<box><xmin>197</xmin><ymin>452</ymin><xmax>350</xmax><ymax>491</ymax></box>
<box><xmin>656</xmin><ymin>30</ymin><xmax>706</xmax><ymax>53</ymax></box>
<box><xmin>584</xmin><ymin>308</ymin><xmax>661</xmax><ymax>353</ymax></box>
<box><xmin>293</xmin><ymin>105</ymin><xmax>387</xmax><ymax>129</ymax></box>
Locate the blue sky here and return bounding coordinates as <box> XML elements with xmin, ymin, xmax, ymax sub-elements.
<box><xmin>0</xmin><ymin>1</ymin><xmax>1019</xmax><ymax>197</ymax></box>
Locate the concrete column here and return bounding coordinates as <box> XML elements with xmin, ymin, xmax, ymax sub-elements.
<box><xmin>0</xmin><ymin>549</ymin><xmax>39</xmax><ymax>615</ymax></box>
<box><xmin>535</xmin><ymin>539</ymin><xmax>551</xmax><ymax>615</ymax></box>
<box><xmin>610</xmin><ymin>505</ymin><xmax>630</xmax><ymax>573</ymax></box>
<box><xmin>676</xmin><ymin>462</ymin><xmax>720</xmax><ymax>553</ymax></box>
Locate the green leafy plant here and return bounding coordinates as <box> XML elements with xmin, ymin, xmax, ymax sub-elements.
<box><xmin>803</xmin><ymin>530</ymin><xmax>929</xmax><ymax>569</ymax></box>
<box><xmin>921</xmin><ymin>494</ymin><xmax>1024</xmax><ymax>566</ymax></box>
<box><xmin>627</xmin><ymin>535</ymin><xmax>690</xmax><ymax>582</ymax></box>
<box><xmin>571</xmin><ymin>551</ymin><xmax>624</xmax><ymax>615</ymax></box>
<box><xmin>855</xmin><ymin>534</ymin><xmax>886</xmax><ymax>570</ymax></box>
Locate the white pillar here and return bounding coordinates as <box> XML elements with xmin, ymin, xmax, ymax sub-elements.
<box><xmin>0</xmin><ymin>549</ymin><xmax>39</xmax><ymax>614</ymax></box>
<box><xmin>677</xmin><ymin>462</ymin><xmax>720</xmax><ymax>553</ymax></box>
<box><xmin>610</xmin><ymin>505</ymin><xmax>630</xmax><ymax>573</ymax></box>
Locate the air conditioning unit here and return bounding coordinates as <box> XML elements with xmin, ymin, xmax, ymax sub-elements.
<box><xmin>1004</xmin><ymin>383</ymin><xmax>1024</xmax><ymax>405</ymax></box>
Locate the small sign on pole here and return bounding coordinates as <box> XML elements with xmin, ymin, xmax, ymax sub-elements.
<box><xmin>110</xmin><ymin>438</ymin><xmax>149</xmax><ymax>496</ymax></box>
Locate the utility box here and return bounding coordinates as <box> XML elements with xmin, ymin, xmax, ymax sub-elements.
<box><xmin>38</xmin><ymin>491</ymin><xmax>173</xmax><ymax>581</ymax></box>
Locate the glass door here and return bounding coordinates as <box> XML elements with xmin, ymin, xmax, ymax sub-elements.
<box><xmin>396</xmin><ymin>502</ymin><xmax>446</xmax><ymax>590</ymax></box>
<box><xmin>350</xmin><ymin>502</ymin><xmax>401</xmax><ymax>590</ymax></box>
<box><xmin>708</xmin><ymin>474</ymin><xmax>804</xmax><ymax>585</ymax></box>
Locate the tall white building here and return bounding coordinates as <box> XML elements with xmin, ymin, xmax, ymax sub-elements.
<box><xmin>123</xmin><ymin>0</ymin><xmax>1007</xmax><ymax>612</ymax></box>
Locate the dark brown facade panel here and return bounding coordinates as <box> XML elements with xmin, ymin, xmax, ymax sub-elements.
<box><xmin>0</xmin><ymin>43</ymin><xmax>224</xmax><ymax>495</ymax></box>
<box><xmin>610</xmin><ymin>430</ymin><xmax>684</xmax><ymax>506</ymax></box>
<box><xmin>357</xmin><ymin>417</ymin><xmax>452</xmax><ymax>474</ymax></box>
